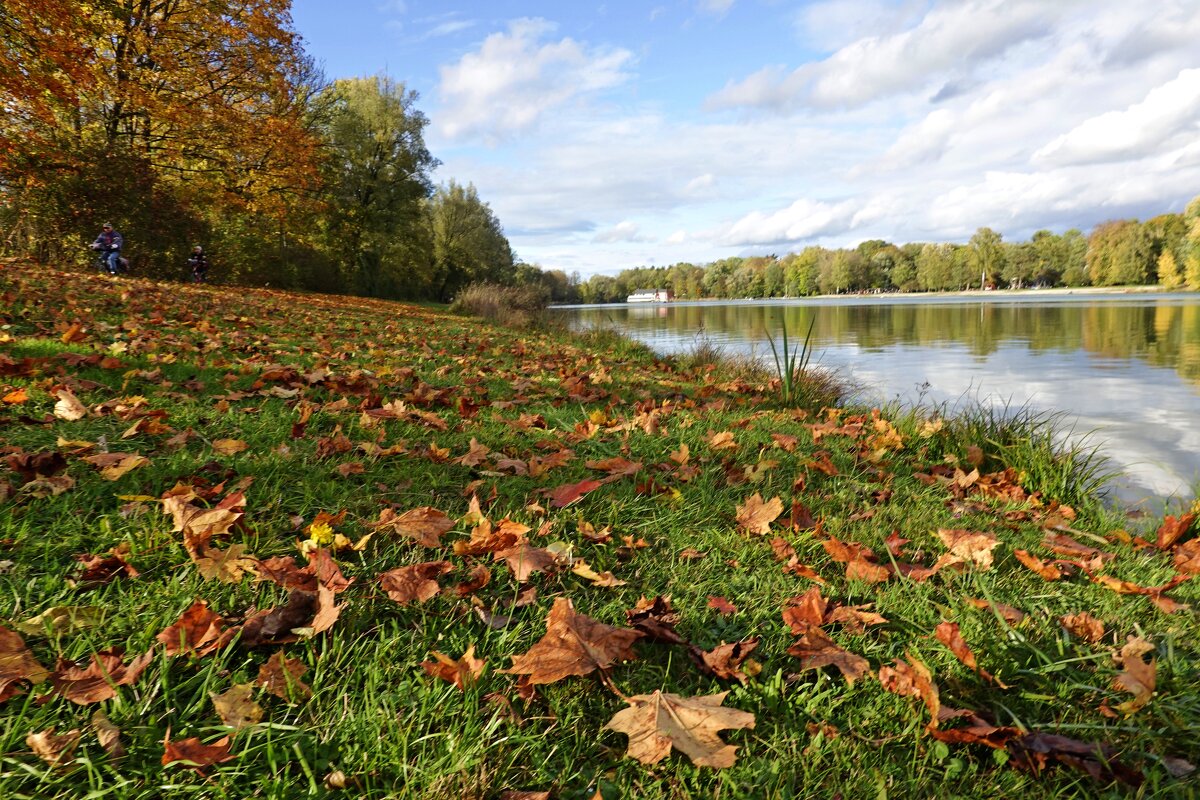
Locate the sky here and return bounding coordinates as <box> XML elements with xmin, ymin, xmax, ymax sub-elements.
<box><xmin>290</xmin><ymin>0</ymin><xmax>1200</xmax><ymax>278</ymax></box>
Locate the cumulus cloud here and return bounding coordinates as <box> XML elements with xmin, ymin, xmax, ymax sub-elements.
<box><xmin>1033</xmin><ymin>68</ymin><xmax>1200</xmax><ymax>166</ymax></box>
<box><xmin>593</xmin><ymin>221</ymin><xmax>653</xmax><ymax>243</ymax></box>
<box><xmin>709</xmin><ymin>0</ymin><xmax>1062</xmax><ymax>111</ymax></box>
<box><xmin>717</xmin><ymin>198</ymin><xmax>859</xmax><ymax>246</ymax></box>
<box><xmin>436</xmin><ymin>18</ymin><xmax>634</xmax><ymax>142</ymax></box>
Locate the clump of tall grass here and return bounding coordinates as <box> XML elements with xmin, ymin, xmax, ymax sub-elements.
<box><xmin>764</xmin><ymin>318</ymin><xmax>847</xmax><ymax>410</ymax></box>
<box><xmin>672</xmin><ymin>334</ymin><xmax>773</xmax><ymax>383</ymax></box>
<box><xmin>449</xmin><ymin>282</ymin><xmax>549</xmax><ymax>329</ymax></box>
<box><xmin>939</xmin><ymin>401</ymin><xmax>1117</xmax><ymax>510</ymax></box>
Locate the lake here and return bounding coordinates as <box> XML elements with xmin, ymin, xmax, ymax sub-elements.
<box><xmin>557</xmin><ymin>292</ymin><xmax>1200</xmax><ymax>509</ymax></box>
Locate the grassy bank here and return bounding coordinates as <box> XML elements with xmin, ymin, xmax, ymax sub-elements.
<box><xmin>0</xmin><ymin>263</ymin><xmax>1197</xmax><ymax>799</ymax></box>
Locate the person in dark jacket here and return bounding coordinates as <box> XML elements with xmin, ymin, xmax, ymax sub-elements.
<box><xmin>90</xmin><ymin>223</ymin><xmax>124</xmax><ymax>274</ymax></box>
<box><xmin>187</xmin><ymin>246</ymin><xmax>209</xmax><ymax>283</ymax></box>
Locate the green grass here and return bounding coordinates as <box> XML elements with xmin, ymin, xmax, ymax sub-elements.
<box><xmin>0</xmin><ymin>263</ymin><xmax>1196</xmax><ymax>798</ymax></box>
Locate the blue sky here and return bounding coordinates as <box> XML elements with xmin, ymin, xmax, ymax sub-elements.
<box><xmin>291</xmin><ymin>0</ymin><xmax>1200</xmax><ymax>277</ymax></box>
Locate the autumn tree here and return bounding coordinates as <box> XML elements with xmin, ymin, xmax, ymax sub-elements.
<box><xmin>1157</xmin><ymin>250</ymin><xmax>1183</xmax><ymax>289</ymax></box>
<box><xmin>429</xmin><ymin>181</ymin><xmax>515</xmax><ymax>301</ymax></box>
<box><xmin>1086</xmin><ymin>220</ymin><xmax>1154</xmax><ymax>286</ymax></box>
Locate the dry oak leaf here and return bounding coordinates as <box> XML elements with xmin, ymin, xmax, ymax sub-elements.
<box><xmin>28</xmin><ymin>727</ymin><xmax>81</xmax><ymax>767</ymax></box>
<box><xmin>257</xmin><ymin>651</ymin><xmax>311</xmax><ymax>701</ymax></box>
<box><xmin>1113</xmin><ymin>636</ymin><xmax>1156</xmax><ymax>715</ymax></box>
<box><xmin>421</xmin><ymin>645</ymin><xmax>486</xmax><ymax>690</ymax></box>
<box><xmin>935</xmin><ymin>529</ymin><xmax>999</xmax><ymax>571</ymax></box>
<box><xmin>211</xmin><ymin>683</ymin><xmax>264</xmax><ymax>729</ymax></box>
<box><xmin>502</xmin><ymin>597</ymin><xmax>642</xmax><ymax>685</ymax></box>
<box><xmin>50</xmin><ymin>648</ymin><xmax>153</xmax><ymax>705</ymax></box>
<box><xmin>787</xmin><ymin>628</ymin><xmax>870</xmax><ymax>684</ymax></box>
<box><xmin>379</xmin><ymin>561</ymin><xmax>453</xmax><ymax>605</ymax></box>
<box><xmin>0</xmin><ymin>625</ymin><xmax>50</xmax><ymax>702</ymax></box>
<box><xmin>1060</xmin><ymin>612</ymin><xmax>1105</xmax><ymax>643</ymax></box>
<box><xmin>162</xmin><ymin>734</ymin><xmax>235</xmax><ymax>773</ymax></box>
<box><xmin>604</xmin><ymin>690</ymin><xmax>755</xmax><ymax>768</ymax></box>
<box><xmin>735</xmin><ymin>493</ymin><xmax>783</xmax><ymax>535</ymax></box>
<box><xmin>376</xmin><ymin>506</ymin><xmax>454</xmax><ymax>547</ymax></box>
<box><xmin>157</xmin><ymin>600</ymin><xmax>227</xmax><ymax>657</ymax></box>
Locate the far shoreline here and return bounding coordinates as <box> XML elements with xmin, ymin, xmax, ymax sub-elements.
<box><xmin>553</xmin><ymin>284</ymin><xmax>1181</xmax><ymax>309</ymax></box>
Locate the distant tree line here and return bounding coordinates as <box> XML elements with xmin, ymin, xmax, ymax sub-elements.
<box><xmin>576</xmin><ymin>196</ymin><xmax>1200</xmax><ymax>303</ymax></box>
<box><xmin>1</xmin><ymin>1</ymin><xmax>515</xmax><ymax>301</ymax></box>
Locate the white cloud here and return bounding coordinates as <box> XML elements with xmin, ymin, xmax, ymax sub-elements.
<box><xmin>422</xmin><ymin>20</ymin><xmax>475</xmax><ymax>39</ymax></box>
<box><xmin>684</xmin><ymin>173</ymin><xmax>716</xmax><ymax>196</ymax></box>
<box><xmin>698</xmin><ymin>0</ymin><xmax>735</xmax><ymax>16</ymax></box>
<box><xmin>666</xmin><ymin>230</ymin><xmax>688</xmax><ymax>245</ymax></box>
<box><xmin>716</xmin><ymin>198</ymin><xmax>860</xmax><ymax>246</ymax></box>
<box><xmin>1034</xmin><ymin>68</ymin><xmax>1200</xmax><ymax>166</ymax></box>
<box><xmin>436</xmin><ymin>18</ymin><xmax>634</xmax><ymax>142</ymax></box>
<box><xmin>593</xmin><ymin>221</ymin><xmax>653</xmax><ymax>243</ymax></box>
<box><xmin>710</xmin><ymin>0</ymin><xmax>1068</xmax><ymax>111</ymax></box>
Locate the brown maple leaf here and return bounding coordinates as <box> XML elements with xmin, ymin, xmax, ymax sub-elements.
<box><xmin>626</xmin><ymin>596</ymin><xmax>687</xmax><ymax>645</ymax></box>
<box><xmin>379</xmin><ymin>561</ymin><xmax>453</xmax><ymax>605</ymax></box>
<box><xmin>28</xmin><ymin>727</ymin><xmax>82</xmax><ymax>767</ymax></box>
<box><xmin>934</xmin><ymin>621</ymin><xmax>1004</xmax><ymax>686</ymax></box>
<box><xmin>502</xmin><ymin>597</ymin><xmax>642</xmax><ymax>685</ymax></box>
<box><xmin>375</xmin><ymin>506</ymin><xmax>454</xmax><ymax>547</ymax></box>
<box><xmin>50</xmin><ymin>648</ymin><xmax>153</xmax><ymax>704</ymax></box>
<box><xmin>421</xmin><ymin>645</ymin><xmax>486</xmax><ymax>690</ymax></box>
<box><xmin>157</xmin><ymin>600</ymin><xmax>227</xmax><ymax>657</ymax></box>
<box><xmin>735</xmin><ymin>493</ymin><xmax>783</xmax><ymax>535</ymax></box>
<box><xmin>707</xmin><ymin>596</ymin><xmax>738</xmax><ymax>615</ymax></box>
<box><xmin>879</xmin><ymin>655</ymin><xmax>940</xmax><ymax>723</ymax></box>
<box><xmin>1155</xmin><ymin>512</ymin><xmax>1196</xmax><ymax>550</ymax></box>
<box><xmin>691</xmin><ymin>638</ymin><xmax>760</xmax><ymax>683</ymax></box>
<box><xmin>604</xmin><ymin>690</ymin><xmax>755</xmax><ymax>768</ymax></box>
<box><xmin>1060</xmin><ymin>612</ymin><xmax>1105</xmax><ymax>643</ymax></box>
<box><xmin>0</xmin><ymin>625</ymin><xmax>50</xmax><ymax>702</ymax></box>
<box><xmin>162</xmin><ymin>733</ymin><xmax>235</xmax><ymax>773</ymax></box>
<box><xmin>192</xmin><ymin>542</ymin><xmax>258</xmax><ymax>583</ymax></box>
<box><xmin>72</xmin><ymin>545</ymin><xmax>139</xmax><ymax>586</ymax></box>
<box><xmin>1113</xmin><ymin>636</ymin><xmax>1156</xmax><ymax>715</ymax></box>
<box><xmin>257</xmin><ymin>651</ymin><xmax>311</xmax><ymax>701</ymax></box>
<box><xmin>935</xmin><ymin>528</ymin><xmax>999</xmax><ymax>571</ymax></box>
<box><xmin>211</xmin><ymin>683</ymin><xmax>263</xmax><ymax>729</ymax></box>
<box><xmin>544</xmin><ymin>478</ymin><xmax>604</xmax><ymax>508</ymax></box>
<box><xmin>1013</xmin><ymin>549</ymin><xmax>1069</xmax><ymax>581</ymax></box>
<box><xmin>494</xmin><ymin>543</ymin><xmax>558</xmax><ymax>582</ymax></box>
<box><xmin>786</xmin><ymin>628</ymin><xmax>870</xmax><ymax>684</ymax></box>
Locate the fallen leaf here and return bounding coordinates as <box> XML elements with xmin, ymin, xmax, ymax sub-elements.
<box><xmin>1060</xmin><ymin>612</ymin><xmax>1105</xmax><ymax>643</ymax></box>
<box><xmin>1013</xmin><ymin>549</ymin><xmax>1067</xmax><ymax>581</ymax></box>
<box><xmin>211</xmin><ymin>683</ymin><xmax>263</xmax><ymax>729</ymax></box>
<box><xmin>162</xmin><ymin>734</ymin><xmax>235</xmax><ymax>773</ymax></box>
<box><xmin>1113</xmin><ymin>636</ymin><xmax>1155</xmax><ymax>715</ymax></box>
<box><xmin>603</xmin><ymin>690</ymin><xmax>755</xmax><ymax>768</ymax></box>
<box><xmin>544</xmin><ymin>478</ymin><xmax>604</xmax><ymax>508</ymax></box>
<box><xmin>934</xmin><ymin>621</ymin><xmax>1003</xmax><ymax>686</ymax></box>
<box><xmin>935</xmin><ymin>529</ymin><xmax>999</xmax><ymax>570</ymax></box>
<box><xmin>193</xmin><ymin>543</ymin><xmax>258</xmax><ymax>583</ymax></box>
<box><xmin>379</xmin><ymin>561</ymin><xmax>453</xmax><ymax>604</ymax></box>
<box><xmin>1155</xmin><ymin>513</ymin><xmax>1195</xmax><ymax>550</ymax></box>
<box><xmin>0</xmin><ymin>625</ymin><xmax>50</xmax><ymax>702</ymax></box>
<box><xmin>257</xmin><ymin>651</ymin><xmax>311</xmax><ymax>701</ymax></box>
<box><xmin>735</xmin><ymin>493</ymin><xmax>783</xmax><ymax>535</ymax></box>
<box><xmin>50</xmin><ymin>648</ymin><xmax>153</xmax><ymax>704</ymax></box>
<box><xmin>707</xmin><ymin>596</ymin><xmax>738</xmax><ymax>615</ymax></box>
<box><xmin>377</xmin><ymin>506</ymin><xmax>454</xmax><ymax>547</ymax></box>
<box><xmin>502</xmin><ymin>597</ymin><xmax>642</xmax><ymax>685</ymax></box>
<box><xmin>14</xmin><ymin>605</ymin><xmax>101</xmax><ymax>636</ymax></box>
<box><xmin>211</xmin><ymin>438</ymin><xmax>248</xmax><ymax>456</ymax></box>
<box><xmin>28</xmin><ymin>727</ymin><xmax>81</xmax><ymax>767</ymax></box>
<box><xmin>879</xmin><ymin>655</ymin><xmax>940</xmax><ymax>723</ymax></box>
<box><xmin>421</xmin><ymin>645</ymin><xmax>486</xmax><ymax>689</ymax></box>
<box><xmin>157</xmin><ymin>600</ymin><xmax>227</xmax><ymax>657</ymax></box>
<box><xmin>92</xmin><ymin>710</ymin><xmax>125</xmax><ymax>758</ymax></box>
<box><xmin>692</xmin><ymin>638</ymin><xmax>760</xmax><ymax>683</ymax></box>
<box><xmin>786</xmin><ymin>628</ymin><xmax>870</xmax><ymax>684</ymax></box>
<box><xmin>53</xmin><ymin>389</ymin><xmax>87</xmax><ymax>420</ymax></box>
<box><xmin>494</xmin><ymin>543</ymin><xmax>558</xmax><ymax>582</ymax></box>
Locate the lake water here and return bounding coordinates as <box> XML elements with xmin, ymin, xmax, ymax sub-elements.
<box><xmin>557</xmin><ymin>293</ymin><xmax>1200</xmax><ymax>509</ymax></box>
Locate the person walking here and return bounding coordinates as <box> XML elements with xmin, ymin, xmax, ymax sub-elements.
<box><xmin>90</xmin><ymin>223</ymin><xmax>124</xmax><ymax>275</ymax></box>
<box><xmin>187</xmin><ymin>245</ymin><xmax>209</xmax><ymax>283</ymax></box>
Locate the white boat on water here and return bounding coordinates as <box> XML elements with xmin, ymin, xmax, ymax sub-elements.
<box><xmin>627</xmin><ymin>288</ymin><xmax>673</xmax><ymax>303</ymax></box>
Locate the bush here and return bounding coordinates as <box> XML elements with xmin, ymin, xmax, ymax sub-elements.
<box><xmin>450</xmin><ymin>282</ymin><xmax>549</xmax><ymax>328</ymax></box>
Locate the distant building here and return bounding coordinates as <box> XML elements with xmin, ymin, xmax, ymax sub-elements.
<box><xmin>626</xmin><ymin>288</ymin><xmax>672</xmax><ymax>303</ymax></box>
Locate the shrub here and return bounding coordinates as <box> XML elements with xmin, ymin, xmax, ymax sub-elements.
<box><xmin>450</xmin><ymin>282</ymin><xmax>549</xmax><ymax>328</ymax></box>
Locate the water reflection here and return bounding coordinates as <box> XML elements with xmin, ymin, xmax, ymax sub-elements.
<box><xmin>560</xmin><ymin>295</ymin><xmax>1200</xmax><ymax>506</ymax></box>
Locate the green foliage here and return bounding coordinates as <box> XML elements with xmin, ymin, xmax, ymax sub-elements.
<box><xmin>430</xmin><ymin>181</ymin><xmax>516</xmax><ymax>301</ymax></box>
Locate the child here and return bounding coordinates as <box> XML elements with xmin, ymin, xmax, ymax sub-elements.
<box><xmin>187</xmin><ymin>246</ymin><xmax>209</xmax><ymax>283</ymax></box>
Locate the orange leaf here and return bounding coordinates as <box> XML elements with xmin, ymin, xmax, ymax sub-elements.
<box><xmin>421</xmin><ymin>645</ymin><xmax>486</xmax><ymax>690</ymax></box>
<box><xmin>162</xmin><ymin>734</ymin><xmax>234</xmax><ymax>773</ymax></box>
<box><xmin>379</xmin><ymin>561</ymin><xmax>452</xmax><ymax>605</ymax></box>
<box><xmin>544</xmin><ymin>478</ymin><xmax>604</xmax><ymax>508</ymax></box>
<box><xmin>735</xmin><ymin>493</ymin><xmax>783</xmax><ymax>535</ymax></box>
